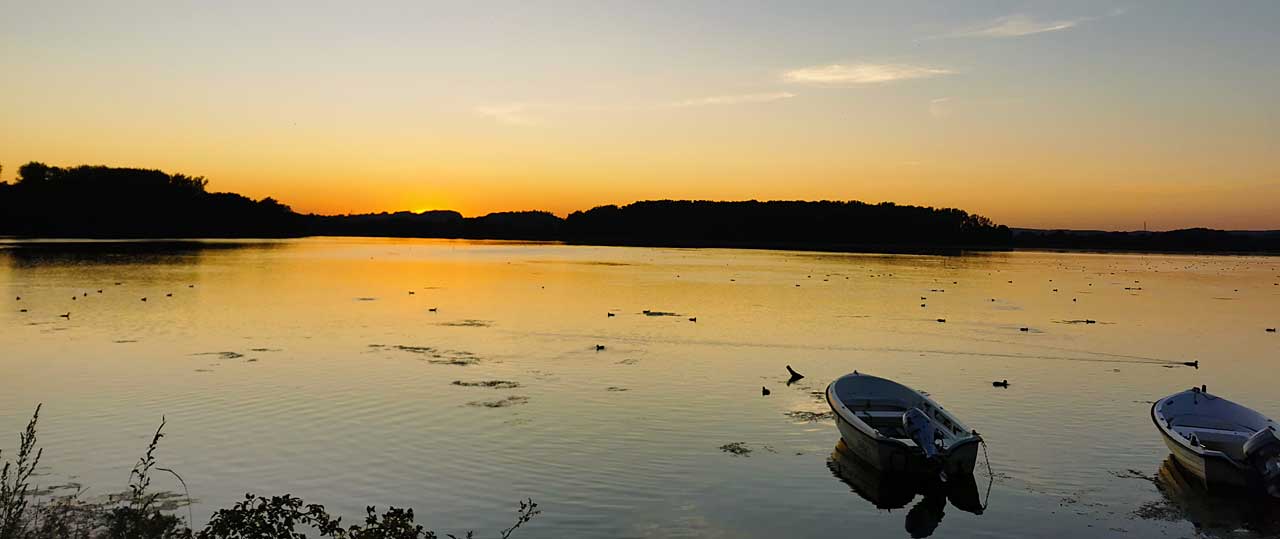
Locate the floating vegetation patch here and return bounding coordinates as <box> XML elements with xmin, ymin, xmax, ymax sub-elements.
<box><xmin>113</xmin><ymin>339</ymin><xmax>139</xmax><ymax>343</ymax></box>
<box><xmin>355</xmin><ymin>297</ymin><xmax>378</xmax><ymax>301</ymax></box>
<box><xmin>605</xmin><ymin>386</ymin><xmax>629</xmax><ymax>392</ymax></box>
<box><xmin>719</xmin><ymin>442</ymin><xmax>776</xmax><ymax>457</ymax></box>
<box><xmin>564</xmin><ymin>260</ymin><xmax>631</xmax><ymax>267</ymax></box>
<box><xmin>641</xmin><ymin>310</ymin><xmax>681</xmax><ymax>317</ymax></box>
<box><xmin>1131</xmin><ymin>499</ymin><xmax>1182</xmax><ymax>522</ymax></box>
<box><xmin>191</xmin><ymin>351</ymin><xmax>245</xmax><ymax>360</ymax></box>
<box><xmin>438</xmin><ymin>319</ymin><xmax>493</xmax><ymax>328</ymax></box>
<box><xmin>370</xmin><ymin>344</ymin><xmax>480</xmax><ymax>365</ymax></box>
<box><xmin>785</xmin><ymin>410</ymin><xmax>835</xmax><ymax>422</ymax></box>
<box><xmin>194</xmin><ymin>369</ymin><xmax>213</xmax><ymax>373</ymax></box>
<box><xmin>99</xmin><ymin>490</ymin><xmax>195</xmax><ymax>511</ymax></box>
<box><xmin>452</xmin><ymin>380</ymin><xmax>521</xmax><ymax>389</ymax></box>
<box><xmin>467</xmin><ymin>395</ymin><xmax>530</xmax><ymax>408</ymax></box>
<box><xmin>1056</xmin><ymin>319</ymin><xmax>1100</xmax><ymax>325</ymax></box>
<box><xmin>1109</xmin><ymin>469</ymin><xmax>1156</xmax><ymax>483</ymax></box>
<box><xmin>616</xmin><ymin>358</ymin><xmax>641</xmax><ymax>365</ymax></box>
<box><xmin>32</xmin><ymin>481</ymin><xmax>83</xmax><ymax>496</ymax></box>
<box><xmin>249</xmin><ymin>347</ymin><xmax>282</xmax><ymax>352</ymax></box>
<box><xmin>430</xmin><ymin>356</ymin><xmax>480</xmax><ymax>366</ymax></box>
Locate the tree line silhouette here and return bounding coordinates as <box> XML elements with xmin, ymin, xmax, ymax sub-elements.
<box><xmin>3</xmin><ymin>162</ymin><xmax>1275</xmax><ymax>253</ymax></box>
<box><xmin>0</xmin><ymin>163</ymin><xmax>299</xmax><ymax>237</ymax></box>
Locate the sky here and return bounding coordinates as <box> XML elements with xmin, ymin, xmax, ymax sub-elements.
<box><xmin>1</xmin><ymin>1</ymin><xmax>1278</xmax><ymax>230</ymax></box>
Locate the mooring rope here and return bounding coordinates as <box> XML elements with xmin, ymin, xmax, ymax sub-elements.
<box><xmin>979</xmin><ymin>437</ymin><xmax>995</xmax><ymax>511</ymax></box>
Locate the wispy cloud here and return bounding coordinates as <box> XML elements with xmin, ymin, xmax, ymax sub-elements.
<box><xmin>941</xmin><ymin>8</ymin><xmax>1131</xmax><ymax>40</ymax></box>
<box><xmin>474</xmin><ymin>104</ymin><xmax>537</xmax><ymax>126</ymax></box>
<box><xmin>783</xmin><ymin>63</ymin><xmax>954</xmax><ymax>86</ymax></box>
<box><xmin>952</xmin><ymin>14</ymin><xmax>1082</xmax><ymax>38</ymax></box>
<box><xmin>664</xmin><ymin>92</ymin><xmax>796</xmax><ymax>108</ymax></box>
<box><xmin>929</xmin><ymin>97</ymin><xmax>953</xmax><ymax>118</ymax></box>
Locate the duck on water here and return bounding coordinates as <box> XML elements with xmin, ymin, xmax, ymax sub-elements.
<box><xmin>826</xmin><ymin>372</ymin><xmax>982</xmax><ymax>478</ymax></box>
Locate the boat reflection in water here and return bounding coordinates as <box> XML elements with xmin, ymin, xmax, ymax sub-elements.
<box><xmin>1149</xmin><ymin>456</ymin><xmax>1280</xmax><ymax>536</ymax></box>
<box><xmin>827</xmin><ymin>440</ymin><xmax>985</xmax><ymax>538</ymax></box>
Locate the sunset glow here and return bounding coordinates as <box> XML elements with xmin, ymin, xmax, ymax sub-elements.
<box><xmin>2</xmin><ymin>1</ymin><xmax>1277</xmax><ymax>230</ymax></box>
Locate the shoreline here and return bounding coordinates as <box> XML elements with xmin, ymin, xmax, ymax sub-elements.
<box><xmin>3</xmin><ymin>234</ymin><xmax>1277</xmax><ymax>257</ymax></box>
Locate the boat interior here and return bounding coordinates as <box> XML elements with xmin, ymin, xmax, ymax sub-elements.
<box><xmin>832</xmin><ymin>374</ymin><xmax>973</xmax><ymax>448</ymax></box>
<box><xmin>1155</xmin><ymin>390</ymin><xmax>1275</xmax><ymax>461</ymax></box>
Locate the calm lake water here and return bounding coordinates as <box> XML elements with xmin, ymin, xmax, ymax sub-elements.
<box><xmin>3</xmin><ymin>238</ymin><xmax>1279</xmax><ymax>538</ymax></box>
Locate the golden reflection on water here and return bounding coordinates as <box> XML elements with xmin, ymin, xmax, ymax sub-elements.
<box><xmin>1</xmin><ymin>238</ymin><xmax>1279</xmax><ymax>538</ymax></box>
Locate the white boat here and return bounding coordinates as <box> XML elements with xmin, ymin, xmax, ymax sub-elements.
<box><xmin>1151</xmin><ymin>387</ymin><xmax>1280</xmax><ymax>496</ymax></box>
<box><xmin>825</xmin><ymin>372</ymin><xmax>982</xmax><ymax>477</ymax></box>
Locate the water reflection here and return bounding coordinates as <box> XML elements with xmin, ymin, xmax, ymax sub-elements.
<box><xmin>1141</xmin><ymin>457</ymin><xmax>1280</xmax><ymax>536</ymax></box>
<box><xmin>827</xmin><ymin>440</ymin><xmax>985</xmax><ymax>537</ymax></box>
<box><xmin>0</xmin><ymin>239</ymin><xmax>283</xmax><ymax>267</ymax></box>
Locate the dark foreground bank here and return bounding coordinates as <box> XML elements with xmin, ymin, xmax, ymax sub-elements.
<box><xmin>0</xmin><ymin>406</ymin><xmax>537</xmax><ymax>539</ymax></box>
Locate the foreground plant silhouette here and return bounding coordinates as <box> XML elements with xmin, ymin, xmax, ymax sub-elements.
<box><xmin>0</xmin><ymin>405</ymin><xmax>538</xmax><ymax>539</ymax></box>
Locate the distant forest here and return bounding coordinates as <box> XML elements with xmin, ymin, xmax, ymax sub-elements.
<box><xmin>2</xmin><ymin>162</ymin><xmax>1277</xmax><ymax>253</ymax></box>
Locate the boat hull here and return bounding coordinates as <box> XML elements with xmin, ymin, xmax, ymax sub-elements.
<box><xmin>1157</xmin><ymin>421</ymin><xmax>1253</xmax><ymax>489</ymax></box>
<box><xmin>834</xmin><ymin>403</ymin><xmax>980</xmax><ymax>477</ymax></box>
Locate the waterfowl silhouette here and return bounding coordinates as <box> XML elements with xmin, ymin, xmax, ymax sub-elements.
<box><xmin>165</xmin><ymin>293</ymin><xmax>173</xmax><ymax>297</ymax></box>
<box><xmin>97</xmin><ymin>290</ymin><xmax>103</xmax><ymax>293</ymax></box>
<box><xmin>936</xmin><ymin>318</ymin><xmax>946</xmax><ymax>323</ymax></box>
<box><xmin>141</xmin><ymin>297</ymin><xmax>147</xmax><ymax>302</ymax></box>
<box><xmin>72</xmin><ymin>296</ymin><xmax>76</xmax><ymax>301</ymax></box>
<box><xmin>607</xmin><ymin>312</ymin><xmax>615</xmax><ymax>317</ymax></box>
<box><xmin>408</xmin><ymin>291</ymin><xmax>415</xmax><ymax>295</ymax></box>
<box><xmin>1183</xmin><ymin>360</ymin><xmax>1199</xmax><ymax>368</ymax></box>
<box><xmin>992</xmin><ymin>380</ymin><xmax>1009</xmax><ymax>388</ymax></box>
<box><xmin>1267</xmin><ymin>328</ymin><xmax>1276</xmax><ymax>333</ymax></box>
<box><xmin>786</xmin><ymin>365</ymin><xmax>804</xmax><ymax>384</ymax></box>
<box><xmin>688</xmin><ymin>317</ymin><xmax>697</xmax><ymax>322</ymax></box>
<box><xmin>428</xmin><ymin>307</ymin><xmax>438</xmax><ymax>312</ymax></box>
<box><xmin>59</xmin><ymin>312</ymin><xmax>70</xmax><ymax>319</ymax></box>
<box><xmin>595</xmin><ymin>344</ymin><xmax>606</xmax><ymax>351</ymax></box>
<box><xmin>1019</xmin><ymin>327</ymin><xmax>1029</xmax><ymax>332</ymax></box>
<box><xmin>82</xmin><ymin>292</ymin><xmax>88</xmax><ymax>297</ymax></box>
<box><xmin>762</xmin><ymin>386</ymin><xmax>771</xmax><ymax>396</ymax></box>
<box><xmin>15</xmin><ymin>296</ymin><xmax>19</xmax><ymax>301</ymax></box>
<box><xmin>18</xmin><ymin>309</ymin><xmax>27</xmax><ymax>313</ymax></box>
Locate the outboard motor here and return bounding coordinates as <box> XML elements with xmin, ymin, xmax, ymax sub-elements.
<box><xmin>903</xmin><ymin>408</ymin><xmax>941</xmax><ymax>460</ymax></box>
<box><xmin>1242</xmin><ymin>426</ymin><xmax>1280</xmax><ymax>497</ymax></box>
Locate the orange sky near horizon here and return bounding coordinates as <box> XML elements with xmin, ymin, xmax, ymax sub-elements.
<box><xmin>2</xmin><ymin>1</ymin><xmax>1277</xmax><ymax>231</ymax></box>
